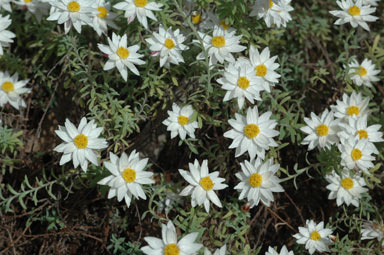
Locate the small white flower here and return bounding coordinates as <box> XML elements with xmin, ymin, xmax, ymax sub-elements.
<box><xmin>325</xmin><ymin>169</ymin><xmax>368</xmax><ymax>207</ymax></box>
<box><xmin>54</xmin><ymin>117</ymin><xmax>108</xmax><ymax>172</ymax></box>
<box><xmin>98</xmin><ymin>33</ymin><xmax>145</xmax><ymax>81</ymax></box>
<box><xmin>13</xmin><ymin>0</ymin><xmax>50</xmax><ymax>22</ymax></box>
<box><xmin>217</xmin><ymin>58</ymin><xmax>262</xmax><ymax>109</ymax></box>
<box><xmin>162</xmin><ymin>103</ymin><xmax>199</xmax><ymax>140</ymax></box>
<box><xmin>195</xmin><ymin>26</ymin><xmax>246</xmax><ymax>67</ymax></box>
<box><xmin>47</xmin><ymin>0</ymin><xmax>95</xmax><ymax>34</ymax></box>
<box><xmin>0</xmin><ymin>0</ymin><xmax>11</xmax><ymax>12</ymax></box>
<box><xmin>234</xmin><ymin>158</ymin><xmax>284</xmax><ymax>208</ymax></box>
<box><xmin>0</xmin><ymin>72</ymin><xmax>30</xmax><ymax>110</ymax></box>
<box><xmin>141</xmin><ymin>220</ymin><xmax>203</xmax><ymax>255</ymax></box>
<box><xmin>97</xmin><ymin>151</ymin><xmax>154</xmax><ymax>207</ymax></box>
<box><xmin>348</xmin><ymin>58</ymin><xmax>380</xmax><ymax>88</ymax></box>
<box><xmin>224</xmin><ymin>106</ymin><xmax>279</xmax><ymax>159</ymax></box>
<box><xmin>249</xmin><ymin>46</ymin><xmax>281</xmax><ymax>93</ymax></box>
<box><xmin>0</xmin><ymin>14</ymin><xmax>16</xmax><ymax>56</ymax></box>
<box><xmin>113</xmin><ymin>0</ymin><xmax>163</xmax><ymax>29</ymax></box>
<box><xmin>91</xmin><ymin>0</ymin><xmax>118</xmax><ymax>36</ymax></box>
<box><xmin>265</xmin><ymin>245</ymin><xmax>294</xmax><ymax>255</ymax></box>
<box><xmin>361</xmin><ymin>221</ymin><xmax>384</xmax><ymax>245</ymax></box>
<box><xmin>338</xmin><ymin>114</ymin><xmax>383</xmax><ymax>154</ymax></box>
<box><xmin>146</xmin><ymin>26</ymin><xmax>189</xmax><ymax>68</ymax></box>
<box><xmin>179</xmin><ymin>159</ymin><xmax>228</xmax><ymax>213</ymax></box>
<box><xmin>329</xmin><ymin>0</ymin><xmax>378</xmax><ymax>31</ymax></box>
<box><xmin>338</xmin><ymin>136</ymin><xmax>375</xmax><ymax>174</ymax></box>
<box><xmin>293</xmin><ymin>220</ymin><xmax>333</xmax><ymax>255</ymax></box>
<box><xmin>250</xmin><ymin>0</ymin><xmax>293</xmax><ymax>28</ymax></box>
<box><xmin>204</xmin><ymin>245</ymin><xmax>226</xmax><ymax>255</ymax></box>
<box><xmin>300</xmin><ymin>109</ymin><xmax>339</xmax><ymax>151</ymax></box>
<box><xmin>331</xmin><ymin>91</ymin><xmax>369</xmax><ymax>120</ymax></box>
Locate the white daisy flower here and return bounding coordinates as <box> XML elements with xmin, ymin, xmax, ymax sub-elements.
<box><xmin>338</xmin><ymin>114</ymin><xmax>383</xmax><ymax>154</ymax></box>
<box><xmin>91</xmin><ymin>0</ymin><xmax>118</xmax><ymax>36</ymax></box>
<box><xmin>329</xmin><ymin>0</ymin><xmax>378</xmax><ymax>31</ymax></box>
<box><xmin>179</xmin><ymin>159</ymin><xmax>228</xmax><ymax>213</ymax></box>
<box><xmin>13</xmin><ymin>0</ymin><xmax>50</xmax><ymax>22</ymax></box>
<box><xmin>47</xmin><ymin>0</ymin><xmax>95</xmax><ymax>34</ymax></box>
<box><xmin>250</xmin><ymin>0</ymin><xmax>293</xmax><ymax>28</ymax></box>
<box><xmin>146</xmin><ymin>26</ymin><xmax>189</xmax><ymax>68</ymax></box>
<box><xmin>331</xmin><ymin>91</ymin><xmax>369</xmax><ymax>120</ymax></box>
<box><xmin>293</xmin><ymin>220</ymin><xmax>333</xmax><ymax>255</ymax></box>
<box><xmin>0</xmin><ymin>14</ymin><xmax>16</xmax><ymax>56</ymax></box>
<box><xmin>325</xmin><ymin>169</ymin><xmax>368</xmax><ymax>207</ymax></box>
<box><xmin>54</xmin><ymin>117</ymin><xmax>108</xmax><ymax>172</ymax></box>
<box><xmin>300</xmin><ymin>109</ymin><xmax>339</xmax><ymax>151</ymax></box>
<box><xmin>224</xmin><ymin>106</ymin><xmax>279</xmax><ymax>160</ymax></box>
<box><xmin>217</xmin><ymin>58</ymin><xmax>262</xmax><ymax>109</ymax></box>
<box><xmin>113</xmin><ymin>0</ymin><xmax>163</xmax><ymax>29</ymax></box>
<box><xmin>234</xmin><ymin>158</ymin><xmax>284</xmax><ymax>208</ymax></box>
<box><xmin>361</xmin><ymin>221</ymin><xmax>384</xmax><ymax>245</ymax></box>
<box><xmin>0</xmin><ymin>72</ymin><xmax>30</xmax><ymax>110</ymax></box>
<box><xmin>347</xmin><ymin>58</ymin><xmax>380</xmax><ymax>88</ymax></box>
<box><xmin>97</xmin><ymin>33</ymin><xmax>145</xmax><ymax>81</ymax></box>
<box><xmin>97</xmin><ymin>150</ymin><xmax>154</xmax><ymax>207</ymax></box>
<box><xmin>0</xmin><ymin>0</ymin><xmax>11</xmax><ymax>12</ymax></box>
<box><xmin>141</xmin><ymin>220</ymin><xmax>203</xmax><ymax>255</ymax></box>
<box><xmin>195</xmin><ymin>26</ymin><xmax>246</xmax><ymax>67</ymax></box>
<box><xmin>265</xmin><ymin>245</ymin><xmax>294</xmax><ymax>255</ymax></box>
<box><xmin>338</xmin><ymin>136</ymin><xmax>375</xmax><ymax>174</ymax></box>
<box><xmin>162</xmin><ymin>103</ymin><xmax>199</xmax><ymax>140</ymax></box>
<box><xmin>204</xmin><ymin>245</ymin><xmax>226</xmax><ymax>255</ymax></box>
<box><xmin>249</xmin><ymin>46</ymin><xmax>281</xmax><ymax>93</ymax></box>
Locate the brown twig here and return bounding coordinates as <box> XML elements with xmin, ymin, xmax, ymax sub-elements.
<box><xmin>264</xmin><ymin>205</ymin><xmax>296</xmax><ymax>232</ymax></box>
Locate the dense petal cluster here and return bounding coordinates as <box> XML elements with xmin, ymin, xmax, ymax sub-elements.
<box><xmin>250</xmin><ymin>0</ymin><xmax>294</xmax><ymax>28</ymax></box>
<box><xmin>348</xmin><ymin>58</ymin><xmax>380</xmax><ymax>88</ymax></box>
<box><xmin>293</xmin><ymin>220</ymin><xmax>333</xmax><ymax>254</ymax></box>
<box><xmin>162</xmin><ymin>103</ymin><xmax>199</xmax><ymax>140</ymax></box>
<box><xmin>330</xmin><ymin>0</ymin><xmax>378</xmax><ymax>31</ymax></box>
<box><xmin>224</xmin><ymin>106</ymin><xmax>279</xmax><ymax>159</ymax></box>
<box><xmin>98</xmin><ymin>151</ymin><xmax>154</xmax><ymax>207</ymax></box>
<box><xmin>54</xmin><ymin>117</ymin><xmax>108</xmax><ymax>172</ymax></box>
<box><xmin>141</xmin><ymin>221</ymin><xmax>203</xmax><ymax>255</ymax></box>
<box><xmin>179</xmin><ymin>159</ymin><xmax>228</xmax><ymax>213</ymax></box>
<box><xmin>0</xmin><ymin>14</ymin><xmax>15</xmax><ymax>55</ymax></box>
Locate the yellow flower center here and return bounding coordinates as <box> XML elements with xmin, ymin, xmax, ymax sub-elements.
<box><xmin>164</xmin><ymin>243</ymin><xmax>180</xmax><ymax>255</ymax></box>
<box><xmin>348</xmin><ymin>5</ymin><xmax>361</xmax><ymax>16</ymax></box>
<box><xmin>134</xmin><ymin>0</ymin><xmax>147</xmax><ymax>7</ymax></box>
<box><xmin>220</xmin><ymin>20</ymin><xmax>229</xmax><ymax>30</ymax></box>
<box><xmin>67</xmin><ymin>1</ymin><xmax>80</xmax><ymax>12</ymax></box>
<box><xmin>192</xmin><ymin>13</ymin><xmax>203</xmax><ymax>24</ymax></box>
<box><xmin>316</xmin><ymin>124</ymin><xmax>329</xmax><ymax>137</ymax></box>
<box><xmin>237</xmin><ymin>77</ymin><xmax>250</xmax><ymax>90</ymax></box>
<box><xmin>310</xmin><ymin>231</ymin><xmax>321</xmax><ymax>241</ymax></box>
<box><xmin>341</xmin><ymin>177</ymin><xmax>354</xmax><ymax>190</ymax></box>
<box><xmin>255</xmin><ymin>64</ymin><xmax>267</xmax><ymax>77</ymax></box>
<box><xmin>347</xmin><ymin>106</ymin><xmax>359</xmax><ymax>116</ymax></box>
<box><xmin>1</xmin><ymin>81</ymin><xmax>14</xmax><ymax>93</ymax></box>
<box><xmin>211</xmin><ymin>36</ymin><xmax>225</xmax><ymax>48</ymax></box>
<box><xmin>244</xmin><ymin>124</ymin><xmax>260</xmax><ymax>139</ymax></box>
<box><xmin>122</xmin><ymin>168</ymin><xmax>136</xmax><ymax>183</ymax></box>
<box><xmin>269</xmin><ymin>0</ymin><xmax>274</xmax><ymax>8</ymax></box>
<box><xmin>24</xmin><ymin>0</ymin><xmax>32</xmax><ymax>3</ymax></box>
<box><xmin>351</xmin><ymin>148</ymin><xmax>362</xmax><ymax>161</ymax></box>
<box><xmin>356</xmin><ymin>129</ymin><xmax>368</xmax><ymax>139</ymax></box>
<box><xmin>97</xmin><ymin>7</ymin><xmax>108</xmax><ymax>18</ymax></box>
<box><xmin>164</xmin><ymin>38</ymin><xmax>175</xmax><ymax>49</ymax></box>
<box><xmin>200</xmin><ymin>176</ymin><xmax>214</xmax><ymax>191</ymax></box>
<box><xmin>356</xmin><ymin>66</ymin><xmax>367</xmax><ymax>77</ymax></box>
<box><xmin>117</xmin><ymin>47</ymin><xmax>130</xmax><ymax>59</ymax></box>
<box><xmin>177</xmin><ymin>115</ymin><xmax>189</xmax><ymax>126</ymax></box>
<box><xmin>73</xmin><ymin>134</ymin><xmax>88</xmax><ymax>149</ymax></box>
<box><xmin>249</xmin><ymin>173</ymin><xmax>262</xmax><ymax>187</ymax></box>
